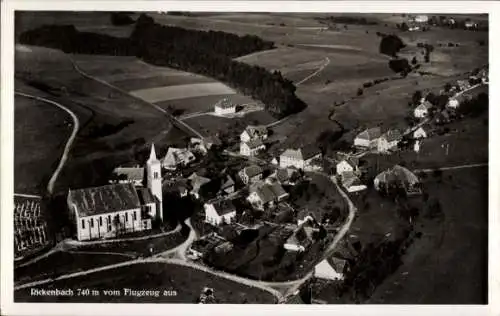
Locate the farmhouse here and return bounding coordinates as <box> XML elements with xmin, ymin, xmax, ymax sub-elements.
<box><xmin>188</xmin><ymin>172</ymin><xmax>211</xmax><ymax>199</ymax></box>
<box><xmin>413</xmin><ymin>127</ymin><xmax>428</xmax><ymax>139</ymax></box>
<box><xmin>14</xmin><ymin>196</ymin><xmax>49</xmax><ymax>257</ymax></box>
<box><xmin>354</xmin><ymin>127</ymin><xmax>382</xmax><ymax>148</ymax></box>
<box><xmin>247</xmin><ymin>181</ymin><xmax>289</xmax><ymax>210</ymax></box>
<box><xmin>268</xmin><ymin>168</ymin><xmax>299</xmax><ymax>186</ymax></box>
<box><xmin>214</xmin><ymin>98</ymin><xmax>236</xmax><ymax>115</ymax></box>
<box><xmin>188</xmin><ymin>232</ymin><xmax>227</xmax><ymax>260</ymax></box>
<box><xmin>374</xmin><ymin>165</ymin><xmax>421</xmax><ymax>195</ymax></box>
<box><xmin>340</xmin><ymin>171</ymin><xmax>367</xmax><ymax>193</ymax></box>
<box><xmin>240</xmin><ymin>125</ymin><xmax>268</xmax><ymax>142</ymax></box>
<box><xmin>279</xmin><ymin>145</ymin><xmax>322</xmax><ymax>171</ymax></box>
<box><xmin>446</xmin><ymin>98</ymin><xmax>459</xmax><ymax>109</ymax></box>
<box><xmin>204</xmin><ymin>200</ymin><xmax>237</xmax><ymax>226</ymax></box>
<box><xmin>336</xmin><ymin>157</ymin><xmax>359</xmax><ymax>175</ymax></box>
<box><xmin>67</xmin><ymin>144</ymin><xmax>163</xmax><ymax>241</ymax></box>
<box><xmin>238</xmin><ymin>165</ymin><xmax>263</xmax><ymax>184</ymax></box>
<box><xmin>284</xmin><ymin>221</ymin><xmax>319</xmax><ymax>252</ymax></box>
<box><xmin>378</xmin><ymin>129</ymin><xmax>401</xmax><ymax>153</ymax></box>
<box><xmin>162</xmin><ymin>147</ymin><xmax>196</xmax><ymax>170</ymax></box>
<box><xmin>414</xmin><ymin>101</ymin><xmax>433</xmax><ymax>118</ymax></box>
<box><xmin>110</xmin><ymin>166</ymin><xmax>144</xmax><ymax>186</ymax></box>
<box><xmin>240</xmin><ymin>138</ymin><xmax>266</xmax><ymax>156</ymax></box>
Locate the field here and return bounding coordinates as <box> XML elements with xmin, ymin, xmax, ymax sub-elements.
<box><xmin>14</xmin><ymin>251</ymin><xmax>129</xmax><ymax>284</ymax></box>
<box><xmin>367</xmin><ymin>167</ymin><xmax>488</xmax><ymax>304</ymax></box>
<box><xmin>14</xmin><ymin>262</ymin><xmax>277</xmax><ymax>303</ymax></box>
<box><xmin>14</xmin><ymin>94</ymin><xmax>73</xmax><ymax>194</ymax></box>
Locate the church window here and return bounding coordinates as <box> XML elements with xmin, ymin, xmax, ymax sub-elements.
<box><xmin>81</xmin><ymin>219</ymin><xmax>85</xmax><ymax>229</ymax></box>
<box><xmin>125</xmin><ymin>212</ymin><xmax>129</xmax><ymax>222</ymax></box>
<box><xmin>99</xmin><ymin>217</ymin><xmax>103</xmax><ymax>226</ymax></box>
<box><xmin>90</xmin><ymin>218</ymin><xmax>94</xmax><ymax>228</ymax></box>
<box><xmin>154</xmin><ymin>172</ymin><xmax>159</xmax><ymax>179</ymax></box>
<box><xmin>133</xmin><ymin>211</ymin><xmax>137</xmax><ymax>221</ymax></box>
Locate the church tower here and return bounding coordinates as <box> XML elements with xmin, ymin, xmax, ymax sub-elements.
<box><xmin>146</xmin><ymin>143</ymin><xmax>163</xmax><ymax>221</ymax></box>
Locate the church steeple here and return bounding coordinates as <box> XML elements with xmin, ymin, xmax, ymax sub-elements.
<box><xmin>148</xmin><ymin>143</ymin><xmax>158</xmax><ymax>163</ymax></box>
<box><xmin>146</xmin><ymin>143</ymin><xmax>163</xmax><ymax>221</ymax></box>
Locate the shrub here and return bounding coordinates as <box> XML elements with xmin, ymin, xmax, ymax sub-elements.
<box><xmin>357</xmin><ymin>88</ymin><xmax>364</xmax><ymax>96</ymax></box>
<box><xmin>411</xmin><ymin>56</ymin><xmax>417</xmax><ymax>65</ymax></box>
<box><xmin>388</xmin><ymin>58</ymin><xmax>411</xmax><ymax>74</ymax></box>
<box><xmin>379</xmin><ymin>34</ymin><xmax>405</xmax><ymax>57</ymax></box>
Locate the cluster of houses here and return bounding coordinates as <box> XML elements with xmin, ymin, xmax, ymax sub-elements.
<box><xmin>14</xmin><ymin>196</ymin><xmax>50</xmax><ymax>257</ymax></box>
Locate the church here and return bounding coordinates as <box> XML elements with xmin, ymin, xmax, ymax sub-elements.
<box><xmin>67</xmin><ymin>144</ymin><xmax>163</xmax><ymax>241</ymax></box>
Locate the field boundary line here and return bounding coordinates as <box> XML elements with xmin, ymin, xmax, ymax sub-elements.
<box><xmin>14</xmin><ymin>92</ymin><xmax>80</xmax><ymax>195</ymax></box>
<box><xmin>295</xmin><ymin>56</ymin><xmax>330</xmax><ymax>86</ymax></box>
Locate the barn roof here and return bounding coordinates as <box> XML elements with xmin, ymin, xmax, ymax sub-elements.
<box><xmin>68</xmin><ymin>183</ymin><xmax>141</xmax><ymax>217</ymax></box>
<box><xmin>356</xmin><ymin>127</ymin><xmax>382</xmax><ymax>141</ymax></box>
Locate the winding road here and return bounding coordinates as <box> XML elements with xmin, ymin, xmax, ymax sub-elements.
<box><xmin>15</xmin><ymin>92</ymin><xmax>80</xmax><ymax>195</ymax></box>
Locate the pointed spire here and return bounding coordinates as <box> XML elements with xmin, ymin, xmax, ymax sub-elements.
<box><xmin>148</xmin><ymin>143</ymin><xmax>158</xmax><ymax>163</ymax></box>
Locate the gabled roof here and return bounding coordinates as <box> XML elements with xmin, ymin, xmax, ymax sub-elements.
<box><xmin>243</xmin><ymin>125</ymin><xmax>268</xmax><ymax>138</ymax></box>
<box><xmin>188</xmin><ymin>173</ymin><xmax>211</xmax><ymax>191</ymax></box>
<box><xmin>375</xmin><ymin>165</ymin><xmax>420</xmax><ymax>188</ymax></box>
<box><xmin>255</xmin><ymin>185</ymin><xmax>276</xmax><ymax>204</ymax></box>
<box><xmin>243</xmin><ymin>138</ymin><xmax>265</xmax><ymax>149</ymax></box>
<box><xmin>214</xmin><ymin>98</ymin><xmax>235</xmax><ymax>109</ymax></box>
<box><xmin>241</xmin><ymin>165</ymin><xmax>263</xmax><ymax>178</ymax></box>
<box><xmin>136</xmin><ymin>187</ymin><xmax>155</xmax><ymax>205</ymax></box>
<box><xmin>211</xmin><ymin>199</ymin><xmax>236</xmax><ymax>215</ymax></box>
<box><xmin>68</xmin><ymin>183</ymin><xmax>141</xmax><ymax>217</ymax></box>
<box><xmin>280</xmin><ymin>144</ymin><xmax>321</xmax><ymax>161</ymax></box>
<box><xmin>417</xmin><ymin>100</ymin><xmax>433</xmax><ymax>110</ymax></box>
<box><xmin>162</xmin><ymin>147</ymin><xmax>195</xmax><ymax>167</ymax></box>
<box><xmin>341</xmin><ymin>172</ymin><xmax>363</xmax><ymax>188</ymax></box>
<box><xmin>382</xmin><ymin>129</ymin><xmax>402</xmax><ymax>142</ymax></box>
<box><xmin>221</xmin><ymin>175</ymin><xmax>235</xmax><ymax>189</ymax></box>
<box><xmin>268</xmin><ymin>183</ymin><xmax>288</xmax><ymax>198</ymax></box>
<box><xmin>356</xmin><ymin>127</ymin><xmax>382</xmax><ymax>141</ymax></box>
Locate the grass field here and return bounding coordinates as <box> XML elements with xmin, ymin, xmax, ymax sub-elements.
<box><xmin>14</xmin><ymin>95</ymin><xmax>73</xmax><ymax>194</ymax></box>
<box><xmin>366</xmin><ymin>167</ymin><xmax>488</xmax><ymax>304</ymax></box>
<box><xmin>14</xmin><ymin>262</ymin><xmax>277</xmax><ymax>303</ymax></box>
<box><xmin>14</xmin><ymin>251</ymin><xmax>129</xmax><ymax>284</ymax></box>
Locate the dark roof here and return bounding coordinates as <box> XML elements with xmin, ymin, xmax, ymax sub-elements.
<box><xmin>221</xmin><ymin>175</ymin><xmax>235</xmax><ymax>189</ymax></box>
<box><xmin>68</xmin><ymin>183</ymin><xmax>140</xmax><ymax>217</ymax></box>
<box><xmin>256</xmin><ymin>185</ymin><xmax>276</xmax><ymax>204</ymax></box>
<box><xmin>212</xmin><ymin>200</ymin><xmax>236</xmax><ymax>215</ymax></box>
<box><xmin>356</xmin><ymin>127</ymin><xmax>382</xmax><ymax>141</ymax></box>
<box><xmin>242</xmin><ymin>165</ymin><xmax>263</xmax><ymax>178</ymax></box>
<box><xmin>244</xmin><ymin>125</ymin><xmax>268</xmax><ymax>138</ymax></box>
<box><xmin>136</xmin><ymin>188</ymin><xmax>155</xmax><ymax>205</ymax></box>
<box><xmin>269</xmin><ymin>183</ymin><xmax>288</xmax><ymax>198</ymax></box>
<box><xmin>300</xmin><ymin>144</ymin><xmax>322</xmax><ymax>160</ymax></box>
<box><xmin>243</xmin><ymin>138</ymin><xmax>264</xmax><ymax>149</ymax></box>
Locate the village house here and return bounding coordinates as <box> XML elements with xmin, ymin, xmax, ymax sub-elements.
<box><xmin>240</xmin><ymin>125</ymin><xmax>268</xmax><ymax>143</ymax></box>
<box><xmin>456</xmin><ymin>79</ymin><xmax>471</xmax><ymax>91</ymax></box>
<box><xmin>238</xmin><ymin>165</ymin><xmax>263</xmax><ymax>185</ymax></box>
<box><xmin>162</xmin><ymin>147</ymin><xmax>196</xmax><ymax>170</ymax></box>
<box><xmin>247</xmin><ymin>181</ymin><xmax>289</xmax><ymax>210</ymax></box>
<box><xmin>214</xmin><ymin>98</ymin><xmax>236</xmax><ymax>115</ymax></box>
<box><xmin>110</xmin><ymin>166</ymin><xmax>144</xmax><ymax>186</ymax></box>
<box><xmin>413</xmin><ymin>14</ymin><xmax>429</xmax><ymax>23</ymax></box>
<box><xmin>465</xmin><ymin>20</ymin><xmax>477</xmax><ymax>29</ymax></box>
<box><xmin>354</xmin><ymin>127</ymin><xmax>382</xmax><ymax>148</ymax></box>
<box><xmin>336</xmin><ymin>157</ymin><xmax>359</xmax><ymax>176</ymax></box>
<box><xmin>340</xmin><ymin>171</ymin><xmax>367</xmax><ymax>193</ymax></box>
<box><xmin>187</xmin><ymin>172</ymin><xmax>211</xmax><ymax>199</ymax></box>
<box><xmin>279</xmin><ymin>145</ymin><xmax>322</xmax><ymax>171</ymax></box>
<box><xmin>190</xmin><ymin>137</ymin><xmax>208</xmax><ymax>155</ymax></box>
<box><xmin>219</xmin><ymin>175</ymin><xmax>235</xmax><ymax>195</ymax></box>
<box><xmin>204</xmin><ymin>200</ymin><xmax>237</xmax><ymax>226</ymax></box>
<box><xmin>377</xmin><ymin>129</ymin><xmax>402</xmax><ymax>153</ymax></box>
<box><xmin>284</xmin><ymin>219</ymin><xmax>320</xmax><ymax>252</ymax></box>
<box><xmin>187</xmin><ymin>232</ymin><xmax>227</xmax><ymax>260</ymax></box>
<box><xmin>413</xmin><ymin>126</ymin><xmax>428</xmax><ymax>139</ymax></box>
<box><xmin>67</xmin><ymin>144</ymin><xmax>163</xmax><ymax>241</ymax></box>
<box><xmin>268</xmin><ymin>168</ymin><xmax>299</xmax><ymax>186</ymax></box>
<box><xmin>374</xmin><ymin>165</ymin><xmax>421</xmax><ymax>196</ymax></box>
<box><xmin>414</xmin><ymin>100</ymin><xmax>433</xmax><ymax>118</ymax></box>
<box><xmin>240</xmin><ymin>138</ymin><xmax>266</xmax><ymax>156</ymax></box>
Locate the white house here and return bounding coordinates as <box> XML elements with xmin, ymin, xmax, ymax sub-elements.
<box><xmin>240</xmin><ymin>125</ymin><xmax>268</xmax><ymax>143</ymax></box>
<box><xmin>240</xmin><ymin>139</ymin><xmax>266</xmax><ymax>156</ymax></box>
<box><xmin>414</xmin><ymin>15</ymin><xmax>429</xmax><ymax>23</ymax></box>
<box><xmin>354</xmin><ymin>127</ymin><xmax>382</xmax><ymax>148</ymax></box>
<box><xmin>204</xmin><ymin>200</ymin><xmax>237</xmax><ymax>226</ymax></box>
<box><xmin>162</xmin><ymin>147</ymin><xmax>196</xmax><ymax>170</ymax></box>
<box><xmin>110</xmin><ymin>166</ymin><xmax>144</xmax><ymax>186</ymax></box>
<box><xmin>377</xmin><ymin>129</ymin><xmax>401</xmax><ymax>153</ymax></box>
<box><xmin>238</xmin><ymin>165</ymin><xmax>263</xmax><ymax>185</ymax></box>
<box><xmin>214</xmin><ymin>98</ymin><xmax>236</xmax><ymax>115</ymax></box>
<box><xmin>279</xmin><ymin>145</ymin><xmax>322</xmax><ymax>171</ymax></box>
<box><xmin>414</xmin><ymin>101</ymin><xmax>433</xmax><ymax>118</ymax></box>
<box><xmin>413</xmin><ymin>127</ymin><xmax>427</xmax><ymax>139</ymax></box>
<box><xmin>68</xmin><ymin>144</ymin><xmax>163</xmax><ymax>241</ymax></box>
<box><xmin>465</xmin><ymin>20</ymin><xmax>477</xmax><ymax>29</ymax></box>
<box><xmin>446</xmin><ymin>98</ymin><xmax>459</xmax><ymax>109</ymax></box>
<box><xmin>284</xmin><ymin>223</ymin><xmax>317</xmax><ymax>252</ymax></box>
<box><xmin>336</xmin><ymin>158</ymin><xmax>359</xmax><ymax>176</ymax></box>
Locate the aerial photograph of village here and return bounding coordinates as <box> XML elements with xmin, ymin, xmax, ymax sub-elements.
<box><xmin>12</xmin><ymin>11</ymin><xmax>488</xmax><ymax>304</ymax></box>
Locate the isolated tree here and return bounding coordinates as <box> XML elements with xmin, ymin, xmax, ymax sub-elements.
<box><xmin>357</xmin><ymin>88</ymin><xmax>364</xmax><ymax>96</ymax></box>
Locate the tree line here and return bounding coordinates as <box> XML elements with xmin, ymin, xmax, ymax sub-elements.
<box><xmin>19</xmin><ymin>14</ymin><xmax>306</xmax><ymax>119</ymax></box>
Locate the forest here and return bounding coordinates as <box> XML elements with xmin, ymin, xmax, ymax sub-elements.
<box><xmin>18</xmin><ymin>14</ymin><xmax>306</xmax><ymax>119</ymax></box>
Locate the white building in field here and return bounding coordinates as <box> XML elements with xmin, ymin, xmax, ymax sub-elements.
<box><xmin>314</xmin><ymin>257</ymin><xmax>349</xmax><ymax>281</ymax></box>
<box><xmin>446</xmin><ymin>98</ymin><xmax>459</xmax><ymax>109</ymax></box>
<box><xmin>240</xmin><ymin>139</ymin><xmax>266</xmax><ymax>156</ymax></box>
<box><xmin>414</xmin><ymin>101</ymin><xmax>433</xmax><ymax>118</ymax></box>
<box><xmin>214</xmin><ymin>98</ymin><xmax>236</xmax><ymax>115</ymax></box>
<box><xmin>279</xmin><ymin>145</ymin><xmax>322</xmax><ymax>171</ymax></box>
<box><xmin>68</xmin><ymin>144</ymin><xmax>163</xmax><ymax>241</ymax></box>
<box><xmin>204</xmin><ymin>200</ymin><xmax>237</xmax><ymax>226</ymax></box>
<box><xmin>336</xmin><ymin>157</ymin><xmax>359</xmax><ymax>176</ymax></box>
